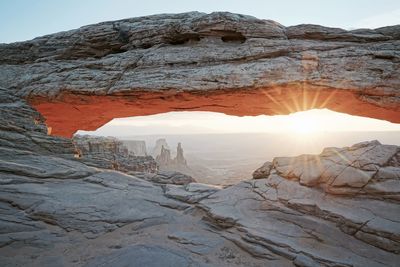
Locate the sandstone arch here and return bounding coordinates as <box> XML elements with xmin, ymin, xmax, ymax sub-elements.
<box><xmin>1</xmin><ymin>12</ymin><xmax>400</xmax><ymax>267</ymax></box>
<box><xmin>0</xmin><ymin>12</ymin><xmax>399</xmax><ymax>137</ymax></box>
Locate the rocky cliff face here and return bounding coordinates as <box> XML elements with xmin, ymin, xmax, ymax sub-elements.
<box><xmin>152</xmin><ymin>138</ymin><xmax>170</xmax><ymax>157</ymax></box>
<box><xmin>155</xmin><ymin>141</ymin><xmax>188</xmax><ymax>168</ymax></box>
<box><xmin>155</xmin><ymin>145</ymin><xmax>172</xmax><ymax>166</ymax></box>
<box><xmin>0</xmin><ymin>12</ymin><xmax>398</xmax><ymax>137</ymax></box>
<box><xmin>73</xmin><ymin>135</ymin><xmax>157</xmax><ymax>173</ymax></box>
<box><xmin>175</xmin><ymin>142</ymin><xmax>187</xmax><ymax>165</ymax></box>
<box><xmin>122</xmin><ymin>140</ymin><xmax>147</xmax><ymax>156</ymax></box>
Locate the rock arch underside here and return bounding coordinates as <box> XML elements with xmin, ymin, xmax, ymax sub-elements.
<box><xmin>1</xmin><ymin>12</ymin><xmax>400</xmax><ymax>266</ymax></box>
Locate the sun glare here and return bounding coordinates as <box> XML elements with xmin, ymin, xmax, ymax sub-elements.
<box><xmin>77</xmin><ymin>109</ymin><xmax>400</xmax><ymax>137</ymax></box>
<box><xmin>289</xmin><ymin>116</ymin><xmax>318</xmax><ymax>134</ymax></box>
<box><xmin>287</xmin><ymin>110</ymin><xmax>321</xmax><ymax>135</ymax></box>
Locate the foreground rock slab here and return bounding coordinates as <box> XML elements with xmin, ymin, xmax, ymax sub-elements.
<box><xmin>198</xmin><ymin>140</ymin><xmax>400</xmax><ymax>266</ymax></box>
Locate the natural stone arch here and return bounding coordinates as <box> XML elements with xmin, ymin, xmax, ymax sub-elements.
<box><xmin>1</xmin><ymin>12</ymin><xmax>400</xmax><ymax>267</ymax></box>
<box><xmin>30</xmin><ymin>86</ymin><xmax>400</xmax><ymax>137</ymax></box>
<box><xmin>1</xmin><ymin>12</ymin><xmax>399</xmax><ymax>137</ymax></box>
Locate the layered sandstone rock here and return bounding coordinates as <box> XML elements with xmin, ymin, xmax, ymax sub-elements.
<box><xmin>122</xmin><ymin>140</ymin><xmax>148</xmax><ymax>156</ymax></box>
<box><xmin>0</xmin><ymin>12</ymin><xmax>398</xmax><ymax>137</ymax></box>
<box><xmin>254</xmin><ymin>140</ymin><xmax>400</xmax><ymax>199</ymax></box>
<box><xmin>155</xmin><ymin>145</ymin><xmax>172</xmax><ymax>166</ymax></box>
<box><xmin>73</xmin><ymin>135</ymin><xmax>194</xmax><ymax>184</ymax></box>
<box><xmin>1</xmin><ymin>12</ymin><xmax>400</xmax><ymax>267</ymax></box>
<box><xmin>155</xmin><ymin>141</ymin><xmax>189</xmax><ymax>167</ymax></box>
<box><xmin>154</xmin><ymin>140</ymin><xmax>197</xmax><ymax>181</ymax></box>
<box><xmin>152</xmin><ymin>139</ymin><xmax>170</xmax><ymax>157</ymax></box>
<box><xmin>73</xmin><ymin>135</ymin><xmax>157</xmax><ymax>173</ymax></box>
<box><xmin>164</xmin><ymin>183</ymin><xmax>221</xmax><ymax>203</ymax></box>
<box><xmin>252</xmin><ymin>161</ymin><xmax>273</xmax><ymax>179</ymax></box>
<box><xmin>1</xmin><ymin>85</ymin><xmax>399</xmax><ymax>265</ymax></box>
<box><xmin>132</xmin><ymin>170</ymin><xmax>196</xmax><ymax>185</ymax></box>
<box><xmin>198</xmin><ymin>141</ymin><xmax>400</xmax><ymax>266</ymax></box>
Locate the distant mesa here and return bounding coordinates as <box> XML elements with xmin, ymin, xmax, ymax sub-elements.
<box><xmin>123</xmin><ymin>140</ymin><xmax>147</xmax><ymax>156</ymax></box>
<box><xmin>155</xmin><ymin>140</ymin><xmax>188</xmax><ymax>167</ymax></box>
<box><xmin>152</xmin><ymin>138</ymin><xmax>170</xmax><ymax>157</ymax></box>
<box><xmin>72</xmin><ymin>135</ymin><xmax>196</xmax><ymax>185</ymax></box>
<box><xmin>73</xmin><ymin>134</ymin><xmax>157</xmax><ymax>173</ymax></box>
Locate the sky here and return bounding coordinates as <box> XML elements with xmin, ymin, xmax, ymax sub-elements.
<box><xmin>77</xmin><ymin>109</ymin><xmax>400</xmax><ymax>136</ymax></box>
<box><xmin>2</xmin><ymin>1</ymin><xmax>400</xmax><ymax>135</ymax></box>
<box><xmin>1</xmin><ymin>0</ymin><xmax>400</xmax><ymax>43</ymax></box>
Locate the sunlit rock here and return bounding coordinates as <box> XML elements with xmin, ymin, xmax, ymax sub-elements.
<box><xmin>252</xmin><ymin>161</ymin><xmax>273</xmax><ymax>179</ymax></box>
<box><xmin>260</xmin><ymin>140</ymin><xmax>400</xmax><ymax>196</ymax></box>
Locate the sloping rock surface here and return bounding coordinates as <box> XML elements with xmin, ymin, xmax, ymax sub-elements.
<box><xmin>131</xmin><ymin>170</ymin><xmax>196</xmax><ymax>185</ymax></box>
<box><xmin>198</xmin><ymin>141</ymin><xmax>400</xmax><ymax>266</ymax></box>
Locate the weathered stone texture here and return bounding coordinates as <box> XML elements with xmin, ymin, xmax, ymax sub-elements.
<box><xmin>0</xmin><ymin>12</ymin><xmax>399</xmax><ymax>267</ymax></box>
<box><xmin>73</xmin><ymin>134</ymin><xmax>157</xmax><ymax>173</ymax></box>
<box><xmin>0</xmin><ymin>12</ymin><xmax>398</xmax><ymax>136</ymax></box>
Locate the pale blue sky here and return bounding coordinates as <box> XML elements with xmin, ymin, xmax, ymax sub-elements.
<box><xmin>1</xmin><ymin>0</ymin><xmax>400</xmax><ymax>43</ymax></box>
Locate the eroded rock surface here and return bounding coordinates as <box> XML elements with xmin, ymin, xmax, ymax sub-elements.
<box><xmin>122</xmin><ymin>140</ymin><xmax>147</xmax><ymax>156</ymax></box>
<box><xmin>0</xmin><ymin>12</ymin><xmax>398</xmax><ymax>136</ymax></box>
<box><xmin>164</xmin><ymin>183</ymin><xmax>221</xmax><ymax>203</ymax></box>
<box><xmin>252</xmin><ymin>161</ymin><xmax>273</xmax><ymax>179</ymax></box>
<box><xmin>131</xmin><ymin>170</ymin><xmax>196</xmax><ymax>185</ymax></box>
<box><xmin>198</xmin><ymin>141</ymin><xmax>400</xmax><ymax>266</ymax></box>
<box><xmin>1</xmin><ymin>87</ymin><xmax>399</xmax><ymax>265</ymax></box>
<box><xmin>271</xmin><ymin>140</ymin><xmax>400</xmax><ymax>199</ymax></box>
<box><xmin>73</xmin><ymin>134</ymin><xmax>157</xmax><ymax>173</ymax></box>
<box><xmin>0</xmin><ymin>87</ymin><xmax>270</xmax><ymax>266</ymax></box>
<box><xmin>1</xmin><ymin>12</ymin><xmax>400</xmax><ymax>267</ymax></box>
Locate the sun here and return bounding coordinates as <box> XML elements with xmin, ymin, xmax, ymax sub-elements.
<box><xmin>289</xmin><ymin>112</ymin><xmax>319</xmax><ymax>135</ymax></box>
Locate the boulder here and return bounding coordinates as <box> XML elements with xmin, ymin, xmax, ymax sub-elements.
<box><xmin>252</xmin><ymin>161</ymin><xmax>273</xmax><ymax>179</ymax></box>
<box><xmin>257</xmin><ymin>140</ymin><xmax>400</xmax><ymax>198</ymax></box>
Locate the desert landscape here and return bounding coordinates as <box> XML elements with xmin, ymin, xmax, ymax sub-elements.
<box><xmin>1</xmin><ymin>4</ymin><xmax>400</xmax><ymax>267</ymax></box>
<box><xmin>118</xmin><ymin>131</ymin><xmax>400</xmax><ymax>185</ymax></box>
